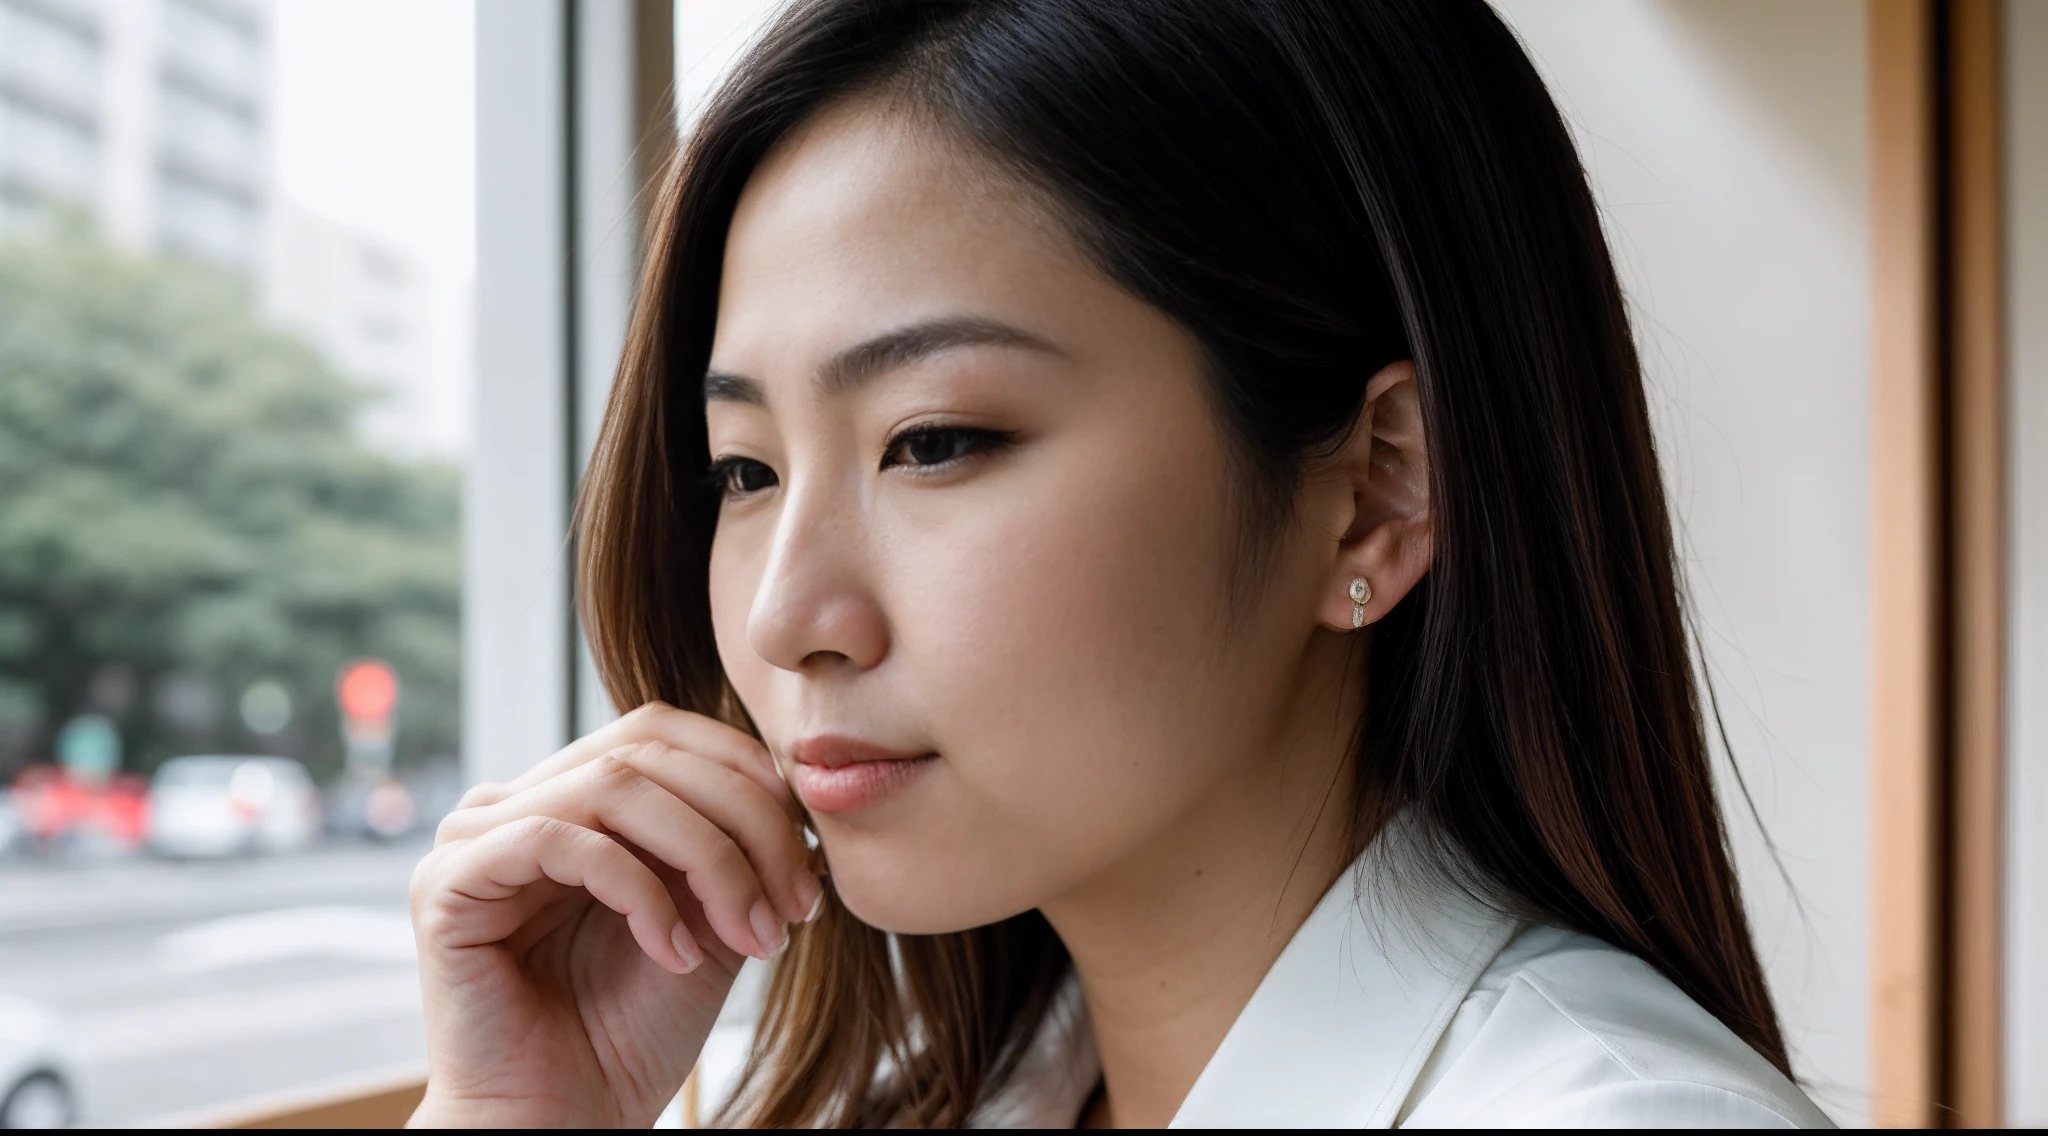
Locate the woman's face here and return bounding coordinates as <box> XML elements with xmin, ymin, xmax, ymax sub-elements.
<box><xmin>705</xmin><ymin>100</ymin><xmax>1345</xmax><ymax>933</ymax></box>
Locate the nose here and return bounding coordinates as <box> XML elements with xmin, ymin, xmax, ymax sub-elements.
<box><xmin>744</xmin><ymin>477</ymin><xmax>891</xmax><ymax>675</ymax></box>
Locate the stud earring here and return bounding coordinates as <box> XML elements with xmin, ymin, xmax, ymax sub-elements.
<box><xmin>1349</xmin><ymin>577</ymin><xmax>1372</xmax><ymax>629</ymax></box>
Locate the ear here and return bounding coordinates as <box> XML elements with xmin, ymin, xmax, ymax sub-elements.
<box><xmin>1313</xmin><ymin>361</ymin><xmax>1433</xmax><ymax>632</ymax></box>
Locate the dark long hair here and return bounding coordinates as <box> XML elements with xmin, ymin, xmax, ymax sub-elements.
<box><xmin>576</xmin><ymin>0</ymin><xmax>1790</xmax><ymax>1124</ymax></box>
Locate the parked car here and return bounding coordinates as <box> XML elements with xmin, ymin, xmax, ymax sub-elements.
<box><xmin>8</xmin><ymin>765</ymin><xmax>147</xmax><ymax>857</ymax></box>
<box><xmin>324</xmin><ymin>770</ymin><xmax>418</xmax><ymax>841</ymax></box>
<box><xmin>145</xmin><ymin>756</ymin><xmax>321</xmax><ymax>858</ymax></box>
<box><xmin>0</xmin><ymin>994</ymin><xmax>76</xmax><ymax>1129</ymax></box>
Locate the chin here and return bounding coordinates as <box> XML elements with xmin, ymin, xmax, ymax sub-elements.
<box><xmin>820</xmin><ymin>828</ymin><xmax>1038</xmax><ymax>936</ymax></box>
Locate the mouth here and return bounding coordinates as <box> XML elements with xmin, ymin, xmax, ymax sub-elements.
<box><xmin>788</xmin><ymin>735</ymin><xmax>938</xmax><ymax>815</ymax></box>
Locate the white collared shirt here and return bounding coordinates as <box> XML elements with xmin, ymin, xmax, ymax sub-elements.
<box><xmin>970</xmin><ymin>846</ymin><xmax>1835</xmax><ymax>1128</ymax></box>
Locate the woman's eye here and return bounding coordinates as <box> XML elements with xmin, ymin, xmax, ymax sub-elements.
<box><xmin>710</xmin><ymin>457</ymin><xmax>778</xmax><ymax>496</ymax></box>
<box><xmin>881</xmin><ymin>426</ymin><xmax>1010</xmax><ymax>471</ymax></box>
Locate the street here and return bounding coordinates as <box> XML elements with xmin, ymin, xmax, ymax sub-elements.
<box><xmin>0</xmin><ymin>841</ymin><xmax>428</xmax><ymax>1126</ymax></box>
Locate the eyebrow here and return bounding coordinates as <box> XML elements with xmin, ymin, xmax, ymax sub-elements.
<box><xmin>702</xmin><ymin>316</ymin><xmax>1061</xmax><ymax>405</ymax></box>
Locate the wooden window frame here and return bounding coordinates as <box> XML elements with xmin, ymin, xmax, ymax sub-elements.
<box><xmin>1867</xmin><ymin>0</ymin><xmax>2006</xmax><ymax>1126</ymax></box>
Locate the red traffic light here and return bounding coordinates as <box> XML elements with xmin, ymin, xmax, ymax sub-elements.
<box><xmin>337</xmin><ymin>658</ymin><xmax>400</xmax><ymax>722</ymax></box>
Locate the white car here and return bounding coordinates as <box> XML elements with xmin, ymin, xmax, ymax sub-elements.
<box><xmin>0</xmin><ymin>994</ymin><xmax>76</xmax><ymax>1128</ymax></box>
<box><xmin>145</xmin><ymin>756</ymin><xmax>322</xmax><ymax>858</ymax></box>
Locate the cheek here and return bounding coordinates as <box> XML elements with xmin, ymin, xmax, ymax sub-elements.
<box><xmin>884</xmin><ymin>424</ymin><xmax>1248</xmax><ymax>853</ymax></box>
<box><xmin>707</xmin><ymin>526</ymin><xmax>770</xmax><ymax>710</ymax></box>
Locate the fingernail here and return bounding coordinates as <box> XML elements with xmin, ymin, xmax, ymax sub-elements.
<box><xmin>794</xmin><ymin>872</ymin><xmax>825</xmax><ymax>924</ymax></box>
<box><xmin>749</xmin><ymin>898</ymin><xmax>787</xmax><ymax>959</ymax></box>
<box><xmin>671</xmin><ymin>923</ymin><xmax>703</xmax><ymax>973</ymax></box>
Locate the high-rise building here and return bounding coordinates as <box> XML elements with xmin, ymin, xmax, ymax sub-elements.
<box><xmin>0</xmin><ymin>0</ymin><xmax>272</xmax><ymax>271</ymax></box>
<box><xmin>1</xmin><ymin>0</ymin><xmax>452</xmax><ymax>455</ymax></box>
<box><xmin>264</xmin><ymin>200</ymin><xmax>437</xmax><ymax>453</ymax></box>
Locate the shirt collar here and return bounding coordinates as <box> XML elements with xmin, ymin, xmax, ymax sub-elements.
<box><xmin>1168</xmin><ymin>829</ymin><xmax>1519</xmax><ymax>1128</ymax></box>
<box><xmin>967</xmin><ymin>823</ymin><xmax>1519</xmax><ymax>1128</ymax></box>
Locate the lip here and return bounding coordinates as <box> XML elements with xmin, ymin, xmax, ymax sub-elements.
<box><xmin>788</xmin><ymin>735</ymin><xmax>936</xmax><ymax>814</ymax></box>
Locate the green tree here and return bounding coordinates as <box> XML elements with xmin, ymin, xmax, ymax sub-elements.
<box><xmin>0</xmin><ymin>224</ymin><xmax>460</xmax><ymax>781</ymax></box>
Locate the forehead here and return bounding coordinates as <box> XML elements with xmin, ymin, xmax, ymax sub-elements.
<box><xmin>710</xmin><ymin>98</ymin><xmax>1088</xmax><ymax>380</ymax></box>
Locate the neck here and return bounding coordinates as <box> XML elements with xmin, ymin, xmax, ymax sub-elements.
<box><xmin>1041</xmin><ymin>631</ymin><xmax>1363</xmax><ymax>1129</ymax></box>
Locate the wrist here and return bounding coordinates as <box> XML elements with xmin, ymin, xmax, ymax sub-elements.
<box><xmin>407</xmin><ymin>1087</ymin><xmax>605</xmax><ymax>1129</ymax></box>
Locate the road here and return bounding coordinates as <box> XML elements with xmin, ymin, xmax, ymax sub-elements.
<box><xmin>0</xmin><ymin>841</ymin><xmax>429</xmax><ymax>1126</ymax></box>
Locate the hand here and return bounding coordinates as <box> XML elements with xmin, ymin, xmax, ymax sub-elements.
<box><xmin>406</xmin><ymin>703</ymin><xmax>820</xmax><ymax>1127</ymax></box>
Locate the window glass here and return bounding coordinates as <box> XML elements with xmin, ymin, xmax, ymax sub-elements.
<box><xmin>0</xmin><ymin>1</ymin><xmax>101</xmax><ymax>114</ymax></box>
<box><xmin>0</xmin><ymin>0</ymin><xmax>472</xmax><ymax>1125</ymax></box>
<box><xmin>156</xmin><ymin>169</ymin><xmax>256</xmax><ymax>266</ymax></box>
<box><xmin>0</xmin><ymin>99</ymin><xmax>97</xmax><ymax>203</ymax></box>
<box><xmin>161</xmin><ymin>0</ymin><xmax>262</xmax><ymax>94</ymax></box>
<box><xmin>159</xmin><ymin>82</ymin><xmax>260</xmax><ymax>183</ymax></box>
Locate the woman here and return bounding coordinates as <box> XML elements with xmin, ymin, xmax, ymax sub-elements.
<box><xmin>409</xmin><ymin>0</ymin><xmax>1832</xmax><ymax>1126</ymax></box>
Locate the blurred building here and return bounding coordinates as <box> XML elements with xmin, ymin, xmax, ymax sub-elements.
<box><xmin>0</xmin><ymin>0</ymin><xmax>271</xmax><ymax>270</ymax></box>
<box><xmin>263</xmin><ymin>201</ymin><xmax>436</xmax><ymax>453</ymax></box>
<box><xmin>0</xmin><ymin>0</ymin><xmax>445</xmax><ymax>453</ymax></box>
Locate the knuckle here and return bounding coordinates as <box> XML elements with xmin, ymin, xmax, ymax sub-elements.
<box><xmin>705</xmin><ymin>831</ymin><xmax>751</xmax><ymax>879</ymax></box>
<box><xmin>624</xmin><ymin>701</ymin><xmax>674</xmax><ymax>728</ymax></box>
<box><xmin>502</xmin><ymin>813</ymin><xmax>563</xmax><ymax>845</ymax></box>
<box><xmin>588</xmin><ymin>749</ymin><xmax>647</xmax><ymax>791</ymax></box>
<box><xmin>407</xmin><ymin>849</ymin><xmax>445</xmax><ymax>907</ymax></box>
<box><xmin>454</xmin><ymin>781</ymin><xmax>503</xmax><ymax>810</ymax></box>
<box><xmin>433</xmin><ymin>809</ymin><xmax>476</xmax><ymax>846</ymax></box>
<box><xmin>412</xmin><ymin>892</ymin><xmax>467</xmax><ymax>942</ymax></box>
<box><xmin>407</xmin><ymin>845</ymin><xmax>472</xmax><ymax>919</ymax></box>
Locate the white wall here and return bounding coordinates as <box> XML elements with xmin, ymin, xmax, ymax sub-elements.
<box><xmin>2004</xmin><ymin>0</ymin><xmax>2048</xmax><ymax>1123</ymax></box>
<box><xmin>1494</xmin><ymin>1</ymin><xmax>1872</xmax><ymax>1122</ymax></box>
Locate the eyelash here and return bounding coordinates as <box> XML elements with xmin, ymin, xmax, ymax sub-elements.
<box><xmin>705</xmin><ymin>455</ymin><xmax>778</xmax><ymax>497</ymax></box>
<box><xmin>706</xmin><ymin>425</ymin><xmax>1014</xmax><ymax>498</ymax></box>
<box><xmin>881</xmin><ymin>424</ymin><xmax>1013</xmax><ymax>472</ymax></box>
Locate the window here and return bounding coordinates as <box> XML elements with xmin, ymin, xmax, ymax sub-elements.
<box><xmin>160</xmin><ymin>0</ymin><xmax>262</xmax><ymax>97</ymax></box>
<box><xmin>0</xmin><ymin>97</ymin><xmax>96</xmax><ymax>205</ymax></box>
<box><xmin>155</xmin><ymin>168</ymin><xmax>255</xmax><ymax>266</ymax></box>
<box><xmin>158</xmin><ymin>81</ymin><xmax>259</xmax><ymax>187</ymax></box>
<box><xmin>0</xmin><ymin>0</ymin><xmax>102</xmax><ymax>118</ymax></box>
<box><xmin>0</xmin><ymin>0</ymin><xmax>472</xmax><ymax>1126</ymax></box>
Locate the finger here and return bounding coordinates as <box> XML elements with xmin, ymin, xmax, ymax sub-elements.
<box><xmin>420</xmin><ymin>817</ymin><xmax>703</xmax><ymax>974</ymax></box>
<box><xmin>475</xmin><ymin>740</ymin><xmax>800</xmax><ymax>829</ymax></box>
<box><xmin>494</xmin><ymin>702</ymin><xmax>776</xmax><ymax>802</ymax></box>
<box><xmin>440</xmin><ymin>756</ymin><xmax>790</xmax><ymax>959</ymax></box>
<box><xmin>453</xmin><ymin>781</ymin><xmax>509</xmax><ymax>811</ymax></box>
<box><xmin>653</xmin><ymin>736</ymin><xmax>798</xmax><ymax>819</ymax></box>
<box><xmin>615</xmin><ymin>744</ymin><xmax>818</xmax><ymax>924</ymax></box>
<box><xmin>437</xmin><ymin>744</ymin><xmax>814</xmax><ymax>925</ymax></box>
<box><xmin>410</xmin><ymin>839</ymin><xmax>562</xmax><ymax>948</ymax></box>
